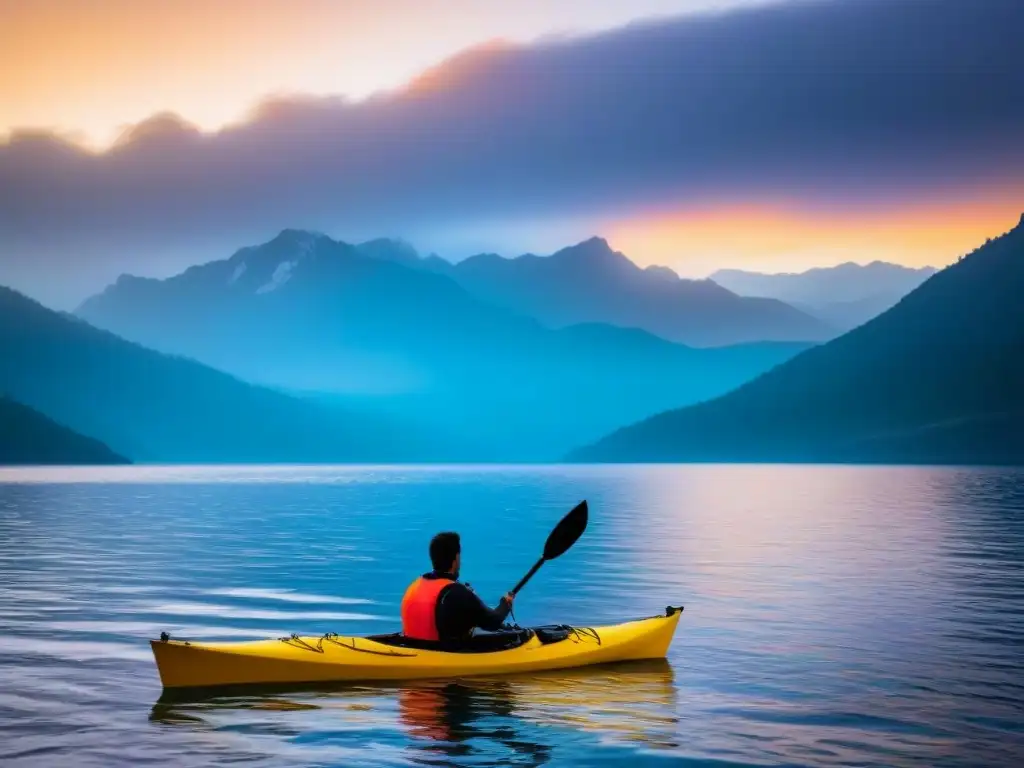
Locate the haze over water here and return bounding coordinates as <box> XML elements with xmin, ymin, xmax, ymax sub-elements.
<box><xmin>1</xmin><ymin>465</ymin><xmax>1023</xmax><ymax>767</ymax></box>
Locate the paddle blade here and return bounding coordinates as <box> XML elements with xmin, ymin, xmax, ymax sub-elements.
<box><xmin>542</xmin><ymin>500</ymin><xmax>588</xmax><ymax>560</ymax></box>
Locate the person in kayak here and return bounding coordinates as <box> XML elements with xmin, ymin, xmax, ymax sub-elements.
<box><xmin>401</xmin><ymin>531</ymin><xmax>515</xmax><ymax>643</ymax></box>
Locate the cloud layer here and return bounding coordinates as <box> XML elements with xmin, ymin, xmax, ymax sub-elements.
<box><xmin>2</xmin><ymin>0</ymin><xmax>1023</xmax><ymax>307</ymax></box>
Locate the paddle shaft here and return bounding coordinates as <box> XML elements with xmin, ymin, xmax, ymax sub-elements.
<box><xmin>510</xmin><ymin>556</ymin><xmax>545</xmax><ymax>596</ymax></box>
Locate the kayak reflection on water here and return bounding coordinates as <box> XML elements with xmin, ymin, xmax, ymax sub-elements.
<box><xmin>398</xmin><ymin>681</ymin><xmax>551</xmax><ymax>765</ymax></box>
<box><xmin>150</xmin><ymin>660</ymin><xmax>680</xmax><ymax>765</ymax></box>
<box><xmin>396</xmin><ymin>660</ymin><xmax>681</xmax><ymax>764</ymax></box>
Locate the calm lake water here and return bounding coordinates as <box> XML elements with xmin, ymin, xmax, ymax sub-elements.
<box><xmin>1</xmin><ymin>465</ymin><xmax>1023</xmax><ymax>767</ymax></box>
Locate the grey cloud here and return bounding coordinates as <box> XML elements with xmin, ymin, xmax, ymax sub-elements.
<box><xmin>2</xmin><ymin>0</ymin><xmax>1023</xmax><ymax>307</ymax></box>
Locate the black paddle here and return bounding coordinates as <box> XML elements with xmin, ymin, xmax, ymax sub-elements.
<box><xmin>509</xmin><ymin>500</ymin><xmax>589</xmax><ymax>597</ymax></box>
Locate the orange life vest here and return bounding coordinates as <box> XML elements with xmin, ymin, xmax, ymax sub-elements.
<box><xmin>400</xmin><ymin>576</ymin><xmax>453</xmax><ymax>640</ymax></box>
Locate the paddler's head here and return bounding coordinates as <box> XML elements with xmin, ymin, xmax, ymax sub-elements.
<box><xmin>430</xmin><ymin>531</ymin><xmax>461</xmax><ymax>579</ymax></box>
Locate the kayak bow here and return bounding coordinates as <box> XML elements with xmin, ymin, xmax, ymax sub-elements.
<box><xmin>150</xmin><ymin>606</ymin><xmax>683</xmax><ymax>689</ymax></box>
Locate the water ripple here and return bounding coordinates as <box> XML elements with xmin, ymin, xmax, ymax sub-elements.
<box><xmin>1</xmin><ymin>465</ymin><xmax>1023</xmax><ymax>767</ymax></box>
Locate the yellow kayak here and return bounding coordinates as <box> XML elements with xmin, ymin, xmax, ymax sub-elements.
<box><xmin>150</xmin><ymin>606</ymin><xmax>683</xmax><ymax>689</ymax></box>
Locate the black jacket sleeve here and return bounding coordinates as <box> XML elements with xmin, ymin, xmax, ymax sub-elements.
<box><xmin>436</xmin><ymin>583</ymin><xmax>512</xmax><ymax>636</ymax></box>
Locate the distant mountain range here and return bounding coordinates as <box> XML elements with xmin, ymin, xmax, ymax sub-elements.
<box><xmin>0</xmin><ymin>286</ymin><xmax>428</xmax><ymax>463</ymax></box>
<box><xmin>364</xmin><ymin>236</ymin><xmax>833</xmax><ymax>346</ymax></box>
<box><xmin>0</xmin><ymin>395</ymin><xmax>127</xmax><ymax>465</ymax></box>
<box><xmin>571</xmin><ymin>214</ymin><xmax>1024</xmax><ymax>465</ymax></box>
<box><xmin>711</xmin><ymin>262</ymin><xmax>938</xmax><ymax>331</ymax></box>
<box><xmin>76</xmin><ymin>230</ymin><xmax>810</xmax><ymax>459</ymax></box>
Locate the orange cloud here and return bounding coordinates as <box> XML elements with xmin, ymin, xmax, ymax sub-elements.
<box><xmin>0</xmin><ymin>0</ymin><xmax>724</xmax><ymax>149</ymax></box>
<box><xmin>605</xmin><ymin>191</ymin><xmax>1024</xmax><ymax>276</ymax></box>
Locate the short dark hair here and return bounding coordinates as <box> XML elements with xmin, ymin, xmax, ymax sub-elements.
<box><xmin>430</xmin><ymin>531</ymin><xmax>460</xmax><ymax>572</ymax></box>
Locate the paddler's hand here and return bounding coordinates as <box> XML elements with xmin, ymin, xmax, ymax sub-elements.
<box><xmin>502</xmin><ymin>592</ymin><xmax>515</xmax><ymax>606</ymax></box>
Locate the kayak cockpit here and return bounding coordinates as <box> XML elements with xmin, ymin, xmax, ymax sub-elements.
<box><xmin>365</xmin><ymin>624</ymin><xmax>586</xmax><ymax>654</ymax></box>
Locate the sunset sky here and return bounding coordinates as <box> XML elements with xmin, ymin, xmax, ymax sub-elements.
<box><xmin>2</xmin><ymin>0</ymin><xmax>1022</xmax><ymax>307</ymax></box>
<box><xmin>2</xmin><ymin>0</ymin><xmax>764</xmax><ymax>149</ymax></box>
